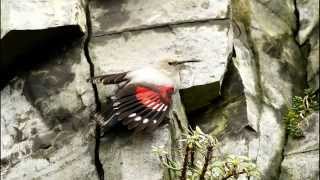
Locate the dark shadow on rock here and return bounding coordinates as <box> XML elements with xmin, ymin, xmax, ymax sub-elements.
<box><xmin>187</xmin><ymin>53</ymin><xmax>258</xmax><ymax>141</ymax></box>
<box><xmin>0</xmin><ymin>25</ymin><xmax>84</xmax><ymax>89</ymax></box>
<box><xmin>20</xmin><ymin>37</ymin><xmax>85</xmax><ymax>130</ymax></box>
<box><xmin>91</xmin><ymin>0</ymin><xmax>130</xmax><ymax>35</ymax></box>
<box><xmin>188</xmin><ymin>49</ymin><xmax>244</xmax><ymax>127</ymax></box>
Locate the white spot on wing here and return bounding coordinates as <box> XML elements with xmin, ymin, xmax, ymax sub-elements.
<box><xmin>128</xmin><ymin>113</ymin><xmax>136</xmax><ymax>118</ymax></box>
<box><xmin>134</xmin><ymin>116</ymin><xmax>142</xmax><ymax>121</ymax></box>
<box><xmin>153</xmin><ymin>120</ymin><xmax>157</xmax><ymax>124</ymax></box>
<box><xmin>152</xmin><ymin>103</ymin><xmax>160</xmax><ymax>110</ymax></box>
<box><xmin>143</xmin><ymin>119</ymin><xmax>149</xmax><ymax>124</ymax></box>
<box><xmin>157</xmin><ymin>104</ymin><xmax>164</xmax><ymax>111</ymax></box>
<box><xmin>113</xmin><ymin>102</ymin><xmax>120</xmax><ymax>106</ymax></box>
<box><xmin>162</xmin><ymin>105</ymin><xmax>168</xmax><ymax>111</ymax></box>
<box><xmin>147</xmin><ymin>102</ymin><xmax>155</xmax><ymax>108</ymax></box>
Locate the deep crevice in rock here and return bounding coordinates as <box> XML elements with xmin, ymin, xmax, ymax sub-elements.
<box><xmin>83</xmin><ymin>1</ymin><xmax>104</xmax><ymax>180</ymax></box>
<box><xmin>278</xmin><ymin>1</ymin><xmax>305</xmax><ymax>178</ymax></box>
<box><xmin>292</xmin><ymin>0</ymin><xmax>300</xmax><ymax>40</ymax></box>
<box><xmin>0</xmin><ymin>26</ymin><xmax>83</xmax><ymax>90</ymax></box>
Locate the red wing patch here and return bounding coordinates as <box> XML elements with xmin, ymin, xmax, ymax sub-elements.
<box><xmin>100</xmin><ymin>84</ymin><xmax>172</xmax><ymax>133</ymax></box>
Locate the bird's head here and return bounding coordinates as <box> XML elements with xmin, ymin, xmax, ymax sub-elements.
<box><xmin>157</xmin><ymin>58</ymin><xmax>201</xmax><ymax>86</ymax></box>
<box><xmin>158</xmin><ymin>58</ymin><xmax>201</xmax><ymax>74</ymax></box>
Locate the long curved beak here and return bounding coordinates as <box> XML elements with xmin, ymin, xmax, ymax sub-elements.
<box><xmin>168</xmin><ymin>59</ymin><xmax>201</xmax><ymax>65</ymax></box>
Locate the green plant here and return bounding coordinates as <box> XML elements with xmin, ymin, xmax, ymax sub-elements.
<box><xmin>284</xmin><ymin>88</ymin><xmax>319</xmax><ymax>138</ymax></box>
<box><xmin>153</xmin><ymin>127</ymin><xmax>260</xmax><ymax>180</ymax></box>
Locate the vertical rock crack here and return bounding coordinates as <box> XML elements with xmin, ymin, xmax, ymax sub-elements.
<box><xmin>83</xmin><ymin>1</ymin><xmax>104</xmax><ymax>180</ymax></box>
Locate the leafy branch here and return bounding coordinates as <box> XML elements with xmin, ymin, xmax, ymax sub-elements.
<box><xmin>153</xmin><ymin>127</ymin><xmax>260</xmax><ymax>180</ymax></box>
<box><xmin>284</xmin><ymin>88</ymin><xmax>319</xmax><ymax>138</ymax></box>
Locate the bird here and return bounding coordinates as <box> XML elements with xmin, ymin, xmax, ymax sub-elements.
<box><xmin>88</xmin><ymin>59</ymin><xmax>200</xmax><ymax>133</ymax></box>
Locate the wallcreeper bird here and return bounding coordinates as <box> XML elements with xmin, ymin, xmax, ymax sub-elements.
<box><xmin>88</xmin><ymin>59</ymin><xmax>200</xmax><ymax>133</ymax></box>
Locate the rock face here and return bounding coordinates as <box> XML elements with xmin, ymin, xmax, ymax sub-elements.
<box><xmin>1</xmin><ymin>41</ymin><xmax>98</xmax><ymax>179</ymax></box>
<box><xmin>1</xmin><ymin>0</ymin><xmax>86</xmax><ymax>38</ymax></box>
<box><xmin>279</xmin><ymin>113</ymin><xmax>319</xmax><ymax>180</ymax></box>
<box><xmin>90</xmin><ymin>0</ymin><xmax>230</xmax><ymax>35</ymax></box>
<box><xmin>0</xmin><ymin>0</ymin><xmax>86</xmax><ymax>89</ymax></box>
<box><xmin>1</xmin><ymin>0</ymin><xmax>318</xmax><ymax>180</ymax></box>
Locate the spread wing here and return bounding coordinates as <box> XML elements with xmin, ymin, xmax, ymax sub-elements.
<box><xmin>101</xmin><ymin>84</ymin><xmax>172</xmax><ymax>133</ymax></box>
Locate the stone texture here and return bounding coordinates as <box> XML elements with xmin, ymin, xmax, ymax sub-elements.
<box><xmin>0</xmin><ymin>0</ymin><xmax>87</xmax><ymax>89</ymax></box>
<box><xmin>279</xmin><ymin>113</ymin><xmax>319</xmax><ymax>180</ymax></box>
<box><xmin>0</xmin><ymin>0</ymin><xmax>86</xmax><ymax>38</ymax></box>
<box><xmin>90</xmin><ymin>20</ymin><xmax>232</xmax><ymax>111</ymax></box>
<box><xmin>100</xmin><ymin>125</ymin><xmax>170</xmax><ymax>180</ymax></box>
<box><xmin>279</xmin><ymin>150</ymin><xmax>319</xmax><ymax>180</ymax></box>
<box><xmin>1</xmin><ymin>41</ymin><xmax>98</xmax><ymax>180</ymax></box>
<box><xmin>296</xmin><ymin>0</ymin><xmax>320</xmax><ymax>44</ymax></box>
<box><xmin>90</xmin><ymin>0</ymin><xmax>230</xmax><ymax>35</ymax></box>
<box><xmin>194</xmin><ymin>0</ymin><xmax>306</xmax><ymax>179</ymax></box>
<box><xmin>284</xmin><ymin>113</ymin><xmax>319</xmax><ymax>156</ymax></box>
<box><xmin>234</xmin><ymin>7</ymin><xmax>305</xmax><ymax>178</ymax></box>
<box><xmin>306</xmin><ymin>27</ymin><xmax>319</xmax><ymax>91</ymax></box>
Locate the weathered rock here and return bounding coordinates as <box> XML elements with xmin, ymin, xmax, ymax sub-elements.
<box><xmin>0</xmin><ymin>0</ymin><xmax>87</xmax><ymax>89</ymax></box>
<box><xmin>296</xmin><ymin>0</ymin><xmax>320</xmax><ymax>44</ymax></box>
<box><xmin>279</xmin><ymin>113</ymin><xmax>319</xmax><ymax>180</ymax></box>
<box><xmin>90</xmin><ymin>20</ymin><xmax>232</xmax><ymax>112</ymax></box>
<box><xmin>279</xmin><ymin>150</ymin><xmax>319</xmax><ymax>180</ymax></box>
<box><xmin>194</xmin><ymin>0</ymin><xmax>306</xmax><ymax>179</ymax></box>
<box><xmin>1</xmin><ymin>0</ymin><xmax>86</xmax><ymax>38</ymax></box>
<box><xmin>1</xmin><ymin>41</ymin><xmax>98</xmax><ymax>180</ymax></box>
<box><xmin>306</xmin><ymin>27</ymin><xmax>319</xmax><ymax>91</ymax></box>
<box><xmin>285</xmin><ymin>113</ymin><xmax>319</xmax><ymax>155</ymax></box>
<box><xmin>90</xmin><ymin>0</ymin><xmax>230</xmax><ymax>35</ymax></box>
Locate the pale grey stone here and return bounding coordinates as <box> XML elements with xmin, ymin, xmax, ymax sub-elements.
<box><xmin>279</xmin><ymin>150</ymin><xmax>319</xmax><ymax>180</ymax></box>
<box><xmin>90</xmin><ymin>20</ymin><xmax>232</xmax><ymax>112</ymax></box>
<box><xmin>285</xmin><ymin>113</ymin><xmax>319</xmax><ymax>155</ymax></box>
<box><xmin>90</xmin><ymin>0</ymin><xmax>230</xmax><ymax>35</ymax></box>
<box><xmin>279</xmin><ymin>113</ymin><xmax>319</xmax><ymax>180</ymax></box>
<box><xmin>1</xmin><ymin>0</ymin><xmax>87</xmax><ymax>38</ymax></box>
<box><xmin>1</xmin><ymin>43</ymin><xmax>97</xmax><ymax>180</ymax></box>
<box><xmin>306</xmin><ymin>27</ymin><xmax>319</xmax><ymax>90</ymax></box>
<box><xmin>199</xmin><ymin>0</ymin><xmax>306</xmax><ymax>179</ymax></box>
<box><xmin>296</xmin><ymin>0</ymin><xmax>320</xmax><ymax>44</ymax></box>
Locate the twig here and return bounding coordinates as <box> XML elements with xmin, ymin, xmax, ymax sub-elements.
<box><xmin>180</xmin><ymin>145</ymin><xmax>191</xmax><ymax>180</ymax></box>
<box><xmin>190</xmin><ymin>145</ymin><xmax>195</xmax><ymax>169</ymax></box>
<box><xmin>199</xmin><ymin>145</ymin><xmax>213</xmax><ymax>180</ymax></box>
<box><xmin>222</xmin><ymin>171</ymin><xmax>246</xmax><ymax>180</ymax></box>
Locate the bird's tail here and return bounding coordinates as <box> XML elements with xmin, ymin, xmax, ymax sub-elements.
<box><xmin>87</xmin><ymin>72</ymin><xmax>128</xmax><ymax>85</ymax></box>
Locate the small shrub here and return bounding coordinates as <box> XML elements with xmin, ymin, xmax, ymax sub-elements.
<box><xmin>284</xmin><ymin>88</ymin><xmax>319</xmax><ymax>138</ymax></box>
<box><xmin>153</xmin><ymin>127</ymin><xmax>260</xmax><ymax>180</ymax></box>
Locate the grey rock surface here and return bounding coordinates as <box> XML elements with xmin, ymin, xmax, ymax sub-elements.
<box><xmin>196</xmin><ymin>0</ymin><xmax>306</xmax><ymax>179</ymax></box>
<box><xmin>0</xmin><ymin>0</ymin><xmax>87</xmax><ymax>38</ymax></box>
<box><xmin>306</xmin><ymin>27</ymin><xmax>319</xmax><ymax>91</ymax></box>
<box><xmin>90</xmin><ymin>0</ymin><xmax>230</xmax><ymax>35</ymax></box>
<box><xmin>296</xmin><ymin>0</ymin><xmax>319</xmax><ymax>44</ymax></box>
<box><xmin>1</xmin><ymin>42</ymin><xmax>98</xmax><ymax>180</ymax></box>
<box><xmin>279</xmin><ymin>113</ymin><xmax>319</xmax><ymax>180</ymax></box>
